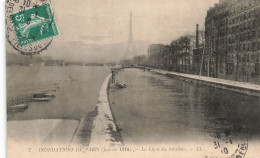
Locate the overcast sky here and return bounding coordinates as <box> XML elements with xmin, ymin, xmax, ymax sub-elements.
<box><xmin>7</xmin><ymin>0</ymin><xmax>219</xmax><ymax>62</ymax></box>
<box><xmin>52</xmin><ymin>0</ymin><xmax>218</xmax><ymax>43</ymax></box>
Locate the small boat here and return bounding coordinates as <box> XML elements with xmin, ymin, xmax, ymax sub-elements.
<box><xmin>115</xmin><ymin>81</ymin><xmax>127</xmax><ymax>88</ymax></box>
<box><xmin>33</xmin><ymin>93</ymin><xmax>55</xmax><ymax>98</ymax></box>
<box><xmin>29</xmin><ymin>92</ymin><xmax>55</xmax><ymax>102</ymax></box>
<box><xmin>43</xmin><ymin>93</ymin><xmax>55</xmax><ymax>98</ymax></box>
<box><xmin>7</xmin><ymin>104</ymin><xmax>28</xmax><ymax>112</ymax></box>
<box><xmin>145</xmin><ymin>67</ymin><xmax>151</xmax><ymax>71</ymax></box>
<box><xmin>30</xmin><ymin>97</ymin><xmax>53</xmax><ymax>102</ymax></box>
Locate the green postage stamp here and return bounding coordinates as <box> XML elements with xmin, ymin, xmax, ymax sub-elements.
<box><xmin>10</xmin><ymin>3</ymin><xmax>59</xmax><ymax>46</ymax></box>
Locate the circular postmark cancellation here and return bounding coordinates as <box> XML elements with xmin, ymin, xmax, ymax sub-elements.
<box><xmin>206</xmin><ymin>131</ymin><xmax>248</xmax><ymax>158</ymax></box>
<box><xmin>6</xmin><ymin>0</ymin><xmax>59</xmax><ymax>55</ymax></box>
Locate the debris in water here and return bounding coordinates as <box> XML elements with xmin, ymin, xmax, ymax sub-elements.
<box><xmin>115</xmin><ymin>80</ymin><xmax>127</xmax><ymax>88</ymax></box>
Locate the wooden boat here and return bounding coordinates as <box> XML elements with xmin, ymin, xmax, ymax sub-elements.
<box><xmin>28</xmin><ymin>92</ymin><xmax>55</xmax><ymax>102</ymax></box>
<box><xmin>33</xmin><ymin>93</ymin><xmax>55</xmax><ymax>98</ymax></box>
<box><xmin>30</xmin><ymin>97</ymin><xmax>53</xmax><ymax>102</ymax></box>
<box><xmin>42</xmin><ymin>93</ymin><xmax>55</xmax><ymax>98</ymax></box>
<box><xmin>7</xmin><ymin>104</ymin><xmax>28</xmax><ymax>112</ymax></box>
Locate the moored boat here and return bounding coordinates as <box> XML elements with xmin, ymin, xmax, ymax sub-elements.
<box><xmin>115</xmin><ymin>80</ymin><xmax>127</xmax><ymax>88</ymax></box>
<box><xmin>33</xmin><ymin>93</ymin><xmax>55</xmax><ymax>98</ymax></box>
<box><xmin>7</xmin><ymin>104</ymin><xmax>28</xmax><ymax>112</ymax></box>
<box><xmin>30</xmin><ymin>97</ymin><xmax>53</xmax><ymax>102</ymax></box>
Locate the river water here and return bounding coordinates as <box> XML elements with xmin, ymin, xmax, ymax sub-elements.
<box><xmin>7</xmin><ymin>65</ymin><xmax>110</xmax><ymax>120</ymax></box>
<box><xmin>109</xmin><ymin>69</ymin><xmax>260</xmax><ymax>145</ymax></box>
<box><xmin>7</xmin><ymin>66</ymin><xmax>260</xmax><ymax>146</ymax></box>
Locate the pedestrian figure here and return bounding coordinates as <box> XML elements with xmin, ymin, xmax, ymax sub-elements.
<box><xmin>111</xmin><ymin>69</ymin><xmax>115</xmax><ymax>84</ymax></box>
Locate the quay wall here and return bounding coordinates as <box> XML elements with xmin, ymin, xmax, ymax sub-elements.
<box><xmin>150</xmin><ymin>69</ymin><xmax>260</xmax><ymax>97</ymax></box>
<box><xmin>71</xmin><ymin>74</ymin><xmax>123</xmax><ymax>146</ymax></box>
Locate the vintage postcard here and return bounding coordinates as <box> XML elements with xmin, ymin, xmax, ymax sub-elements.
<box><xmin>5</xmin><ymin>0</ymin><xmax>260</xmax><ymax>157</ymax></box>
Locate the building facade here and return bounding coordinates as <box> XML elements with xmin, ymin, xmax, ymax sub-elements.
<box><xmin>205</xmin><ymin>0</ymin><xmax>260</xmax><ymax>83</ymax></box>
<box><xmin>146</xmin><ymin>0</ymin><xmax>260</xmax><ymax>84</ymax></box>
<box><xmin>193</xmin><ymin>28</ymin><xmax>205</xmax><ymax>75</ymax></box>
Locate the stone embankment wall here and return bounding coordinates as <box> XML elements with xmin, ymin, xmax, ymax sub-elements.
<box><xmin>72</xmin><ymin>74</ymin><xmax>123</xmax><ymax>146</ymax></box>
<box><xmin>150</xmin><ymin>69</ymin><xmax>260</xmax><ymax>97</ymax></box>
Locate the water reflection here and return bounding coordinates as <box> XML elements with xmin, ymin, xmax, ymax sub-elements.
<box><xmin>109</xmin><ymin>69</ymin><xmax>260</xmax><ymax>144</ymax></box>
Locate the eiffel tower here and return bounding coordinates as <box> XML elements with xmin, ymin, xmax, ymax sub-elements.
<box><xmin>122</xmin><ymin>12</ymin><xmax>137</xmax><ymax>60</ymax></box>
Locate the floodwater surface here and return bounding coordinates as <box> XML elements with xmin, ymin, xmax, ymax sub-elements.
<box><xmin>7</xmin><ymin>66</ymin><xmax>110</xmax><ymax>120</ymax></box>
<box><xmin>109</xmin><ymin>69</ymin><xmax>260</xmax><ymax>144</ymax></box>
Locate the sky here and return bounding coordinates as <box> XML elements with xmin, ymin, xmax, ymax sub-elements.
<box><xmin>7</xmin><ymin>0</ymin><xmax>219</xmax><ymax>62</ymax></box>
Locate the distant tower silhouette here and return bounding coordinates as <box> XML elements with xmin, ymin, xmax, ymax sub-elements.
<box><xmin>123</xmin><ymin>12</ymin><xmax>137</xmax><ymax>60</ymax></box>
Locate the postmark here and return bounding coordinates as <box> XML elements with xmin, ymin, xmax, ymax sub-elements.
<box><xmin>206</xmin><ymin>131</ymin><xmax>248</xmax><ymax>158</ymax></box>
<box><xmin>6</xmin><ymin>0</ymin><xmax>59</xmax><ymax>55</ymax></box>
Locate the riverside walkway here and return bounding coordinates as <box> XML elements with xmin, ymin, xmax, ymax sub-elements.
<box><xmin>150</xmin><ymin>69</ymin><xmax>260</xmax><ymax>97</ymax></box>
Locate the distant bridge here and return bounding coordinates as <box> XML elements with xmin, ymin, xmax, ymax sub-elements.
<box><xmin>111</xmin><ymin>65</ymin><xmax>151</xmax><ymax>73</ymax></box>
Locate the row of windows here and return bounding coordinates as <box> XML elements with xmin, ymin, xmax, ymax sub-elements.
<box><xmin>228</xmin><ymin>8</ymin><xmax>259</xmax><ymax>25</ymax></box>
<box><xmin>206</xmin><ymin>20</ymin><xmax>258</xmax><ymax>38</ymax></box>
<box><xmin>206</xmin><ymin>0</ymin><xmax>260</xmax><ymax>27</ymax></box>
<box><xmin>228</xmin><ymin>41</ymin><xmax>260</xmax><ymax>52</ymax></box>
<box><xmin>206</xmin><ymin>30</ymin><xmax>260</xmax><ymax>46</ymax></box>
<box><xmin>229</xmin><ymin>0</ymin><xmax>260</xmax><ymax>15</ymax></box>
<box><xmin>227</xmin><ymin>53</ymin><xmax>260</xmax><ymax>65</ymax></box>
<box><xmin>207</xmin><ymin>19</ymin><xmax>258</xmax><ymax>36</ymax></box>
<box><xmin>229</xmin><ymin>19</ymin><xmax>257</xmax><ymax>34</ymax></box>
<box><xmin>206</xmin><ymin>0</ymin><xmax>260</xmax><ymax>21</ymax></box>
<box><xmin>228</xmin><ymin>30</ymin><xmax>259</xmax><ymax>43</ymax></box>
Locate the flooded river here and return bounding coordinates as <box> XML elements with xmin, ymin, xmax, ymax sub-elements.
<box><xmin>7</xmin><ymin>66</ymin><xmax>260</xmax><ymax>146</ymax></box>
<box><xmin>109</xmin><ymin>69</ymin><xmax>260</xmax><ymax>144</ymax></box>
<box><xmin>7</xmin><ymin>66</ymin><xmax>110</xmax><ymax>120</ymax></box>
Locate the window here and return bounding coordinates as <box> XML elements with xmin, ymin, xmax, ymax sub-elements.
<box><xmin>227</xmin><ymin>63</ymin><xmax>235</xmax><ymax>74</ymax></box>
<box><xmin>253</xmin><ymin>31</ymin><xmax>256</xmax><ymax>37</ymax></box>
<box><xmin>253</xmin><ymin>20</ymin><xmax>256</xmax><ymax>27</ymax></box>
<box><xmin>254</xmin><ymin>42</ymin><xmax>257</xmax><ymax>50</ymax></box>
<box><xmin>255</xmin><ymin>63</ymin><xmax>260</xmax><ymax>75</ymax></box>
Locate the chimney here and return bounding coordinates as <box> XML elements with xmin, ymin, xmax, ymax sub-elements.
<box><xmin>196</xmin><ymin>24</ymin><xmax>199</xmax><ymax>49</ymax></box>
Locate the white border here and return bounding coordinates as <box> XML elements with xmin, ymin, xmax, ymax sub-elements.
<box><xmin>0</xmin><ymin>0</ymin><xmax>6</xmax><ymax>158</ymax></box>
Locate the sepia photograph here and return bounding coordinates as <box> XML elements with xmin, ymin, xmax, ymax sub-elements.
<box><xmin>4</xmin><ymin>0</ymin><xmax>260</xmax><ymax>157</ymax></box>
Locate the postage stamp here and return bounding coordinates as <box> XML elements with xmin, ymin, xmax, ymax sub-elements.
<box><xmin>10</xmin><ymin>3</ymin><xmax>59</xmax><ymax>46</ymax></box>
<box><xmin>5</xmin><ymin>0</ymin><xmax>58</xmax><ymax>55</ymax></box>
